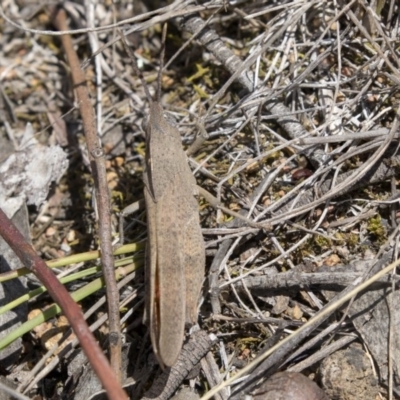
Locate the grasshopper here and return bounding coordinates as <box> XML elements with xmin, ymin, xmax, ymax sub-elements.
<box><xmin>119</xmin><ymin>28</ymin><xmax>205</xmax><ymax>368</ymax></box>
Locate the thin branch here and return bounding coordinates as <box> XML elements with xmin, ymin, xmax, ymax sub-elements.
<box><xmin>52</xmin><ymin>7</ymin><xmax>122</xmax><ymax>382</ymax></box>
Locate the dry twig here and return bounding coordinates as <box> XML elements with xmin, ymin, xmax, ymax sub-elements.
<box><xmin>52</xmin><ymin>7</ymin><xmax>123</xmax><ymax>383</ymax></box>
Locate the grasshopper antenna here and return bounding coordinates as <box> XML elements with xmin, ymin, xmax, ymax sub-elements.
<box><xmin>156</xmin><ymin>23</ymin><xmax>168</xmax><ymax>103</ymax></box>
<box><xmin>118</xmin><ymin>29</ymin><xmax>153</xmax><ymax>103</ymax></box>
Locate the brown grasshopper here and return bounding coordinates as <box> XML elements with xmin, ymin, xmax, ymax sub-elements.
<box><xmin>119</xmin><ymin>28</ymin><xmax>205</xmax><ymax>368</ymax></box>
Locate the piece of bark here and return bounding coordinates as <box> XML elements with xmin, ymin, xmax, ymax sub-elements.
<box><xmin>321</xmin><ymin>252</ymin><xmax>400</xmax><ymax>391</ymax></box>
<box><xmin>0</xmin><ymin>125</ymin><xmax>68</xmax><ymax>370</ymax></box>
<box><xmin>0</xmin><ymin>132</ymin><xmax>28</xmax><ymax>370</ymax></box>
<box><xmin>349</xmin><ymin>284</ymin><xmax>400</xmax><ymax>389</ymax></box>
<box><xmin>142</xmin><ymin>330</ymin><xmax>216</xmax><ymax>400</ymax></box>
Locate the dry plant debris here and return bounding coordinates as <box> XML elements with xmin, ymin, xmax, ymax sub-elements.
<box><xmin>0</xmin><ymin>0</ymin><xmax>400</xmax><ymax>399</ymax></box>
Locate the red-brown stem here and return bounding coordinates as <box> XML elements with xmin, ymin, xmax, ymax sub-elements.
<box><xmin>0</xmin><ymin>208</ymin><xmax>127</xmax><ymax>399</ymax></box>
<box><xmin>52</xmin><ymin>6</ymin><xmax>123</xmax><ymax>381</ymax></box>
